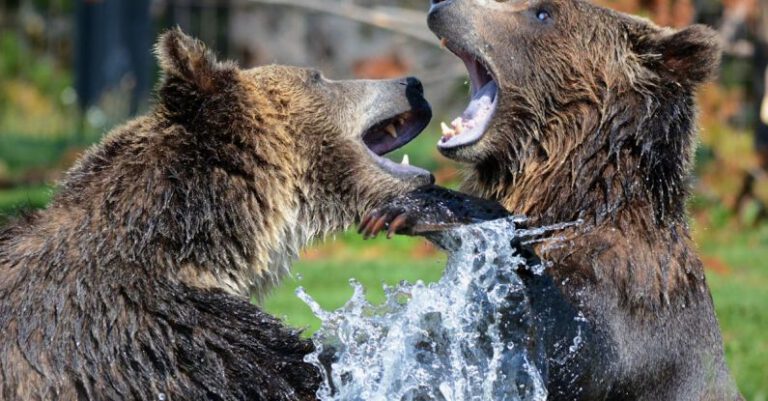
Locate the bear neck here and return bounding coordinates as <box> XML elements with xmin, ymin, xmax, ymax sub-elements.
<box><xmin>471</xmin><ymin>85</ymin><xmax>698</xmax><ymax>233</ymax></box>
<box><xmin>23</xmin><ymin>113</ymin><xmax>312</xmax><ymax>300</ymax></box>
<box><xmin>465</xmin><ymin>86</ymin><xmax>711</xmax><ymax>312</ymax></box>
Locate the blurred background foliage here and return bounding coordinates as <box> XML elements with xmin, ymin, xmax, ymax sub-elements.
<box><xmin>0</xmin><ymin>0</ymin><xmax>766</xmax><ymax>398</ymax></box>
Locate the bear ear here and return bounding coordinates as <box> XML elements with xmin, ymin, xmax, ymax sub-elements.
<box><xmin>654</xmin><ymin>25</ymin><xmax>722</xmax><ymax>86</ymax></box>
<box><xmin>155</xmin><ymin>28</ymin><xmax>229</xmax><ymax>92</ymax></box>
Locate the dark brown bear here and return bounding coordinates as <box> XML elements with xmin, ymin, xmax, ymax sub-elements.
<box><xmin>361</xmin><ymin>1</ymin><xmax>744</xmax><ymax>400</ymax></box>
<box><xmin>0</xmin><ymin>29</ymin><xmax>433</xmax><ymax>401</ymax></box>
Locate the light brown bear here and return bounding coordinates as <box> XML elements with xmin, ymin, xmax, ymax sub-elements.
<box><xmin>0</xmin><ymin>29</ymin><xmax>432</xmax><ymax>401</ymax></box>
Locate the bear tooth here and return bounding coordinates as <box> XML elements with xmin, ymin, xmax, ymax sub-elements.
<box><xmin>440</xmin><ymin>38</ymin><xmax>448</xmax><ymax>49</ymax></box>
<box><xmin>401</xmin><ymin>154</ymin><xmax>410</xmax><ymax>166</ymax></box>
<box><xmin>441</xmin><ymin>122</ymin><xmax>453</xmax><ymax>135</ymax></box>
<box><xmin>385</xmin><ymin>124</ymin><xmax>398</xmax><ymax>138</ymax></box>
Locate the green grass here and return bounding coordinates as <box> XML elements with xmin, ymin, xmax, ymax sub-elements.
<box><xmin>0</xmin><ymin>185</ymin><xmax>51</xmax><ymax>217</ymax></box>
<box><xmin>709</xmin><ymin>271</ymin><xmax>768</xmax><ymax>401</ymax></box>
<box><xmin>261</xmin><ymin>230</ymin><xmax>446</xmax><ymax>330</ymax></box>
<box><xmin>262</xmin><ymin>249</ymin><xmax>445</xmax><ymax>331</ymax></box>
<box><xmin>695</xmin><ymin>229</ymin><xmax>768</xmax><ymax>401</ymax></box>
<box><xmin>0</xmin><ymin>134</ymin><xmax>73</xmax><ymax>173</ymax></box>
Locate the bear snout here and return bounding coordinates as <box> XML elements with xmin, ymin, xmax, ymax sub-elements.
<box><xmin>399</xmin><ymin>77</ymin><xmax>424</xmax><ymax>95</ymax></box>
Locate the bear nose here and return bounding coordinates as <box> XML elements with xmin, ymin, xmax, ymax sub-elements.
<box><xmin>431</xmin><ymin>0</ymin><xmax>450</xmax><ymax>5</ymax></box>
<box><xmin>400</xmin><ymin>77</ymin><xmax>424</xmax><ymax>96</ymax></box>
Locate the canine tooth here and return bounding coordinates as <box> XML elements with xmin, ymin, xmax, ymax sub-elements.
<box><xmin>401</xmin><ymin>154</ymin><xmax>410</xmax><ymax>166</ymax></box>
<box><xmin>385</xmin><ymin>124</ymin><xmax>398</xmax><ymax>138</ymax></box>
<box><xmin>441</xmin><ymin>122</ymin><xmax>453</xmax><ymax>135</ymax></box>
<box><xmin>440</xmin><ymin>38</ymin><xmax>448</xmax><ymax>49</ymax></box>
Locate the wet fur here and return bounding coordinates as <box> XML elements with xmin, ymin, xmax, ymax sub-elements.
<box><xmin>375</xmin><ymin>1</ymin><xmax>742</xmax><ymax>399</ymax></box>
<box><xmin>0</xmin><ymin>30</ymin><xmax>428</xmax><ymax>400</ymax></box>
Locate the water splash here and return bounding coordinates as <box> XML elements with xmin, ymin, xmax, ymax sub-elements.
<box><xmin>298</xmin><ymin>217</ymin><xmax>571</xmax><ymax>401</ymax></box>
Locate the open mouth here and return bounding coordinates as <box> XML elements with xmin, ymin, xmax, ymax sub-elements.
<box><xmin>439</xmin><ymin>43</ymin><xmax>499</xmax><ymax>150</ymax></box>
<box><xmin>362</xmin><ymin>109</ymin><xmax>433</xmax><ymax>180</ymax></box>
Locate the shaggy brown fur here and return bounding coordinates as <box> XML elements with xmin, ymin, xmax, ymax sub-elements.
<box><xmin>0</xmin><ymin>29</ymin><xmax>432</xmax><ymax>401</ymax></box>
<box><xmin>363</xmin><ymin>1</ymin><xmax>743</xmax><ymax>400</ymax></box>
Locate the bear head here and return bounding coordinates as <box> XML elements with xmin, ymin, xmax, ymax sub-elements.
<box><xmin>428</xmin><ymin>0</ymin><xmax>720</xmax><ymax>223</ymax></box>
<box><xmin>155</xmin><ymin>29</ymin><xmax>434</xmax><ymax>218</ymax></box>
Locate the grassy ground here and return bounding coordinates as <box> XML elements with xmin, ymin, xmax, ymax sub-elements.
<box><xmin>694</xmin><ymin>227</ymin><xmax>768</xmax><ymax>401</ymax></box>
<box><xmin>262</xmin><ymin>232</ymin><xmax>446</xmax><ymax>330</ymax></box>
<box><xmin>0</xmin><ymin>185</ymin><xmax>51</xmax><ymax>219</ymax></box>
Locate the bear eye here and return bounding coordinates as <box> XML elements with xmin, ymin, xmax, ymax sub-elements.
<box><xmin>536</xmin><ymin>9</ymin><xmax>551</xmax><ymax>22</ymax></box>
<box><xmin>309</xmin><ymin>70</ymin><xmax>323</xmax><ymax>83</ymax></box>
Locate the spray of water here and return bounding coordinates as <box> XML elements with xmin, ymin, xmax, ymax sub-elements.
<box><xmin>297</xmin><ymin>217</ymin><xmax>574</xmax><ymax>401</ymax></box>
